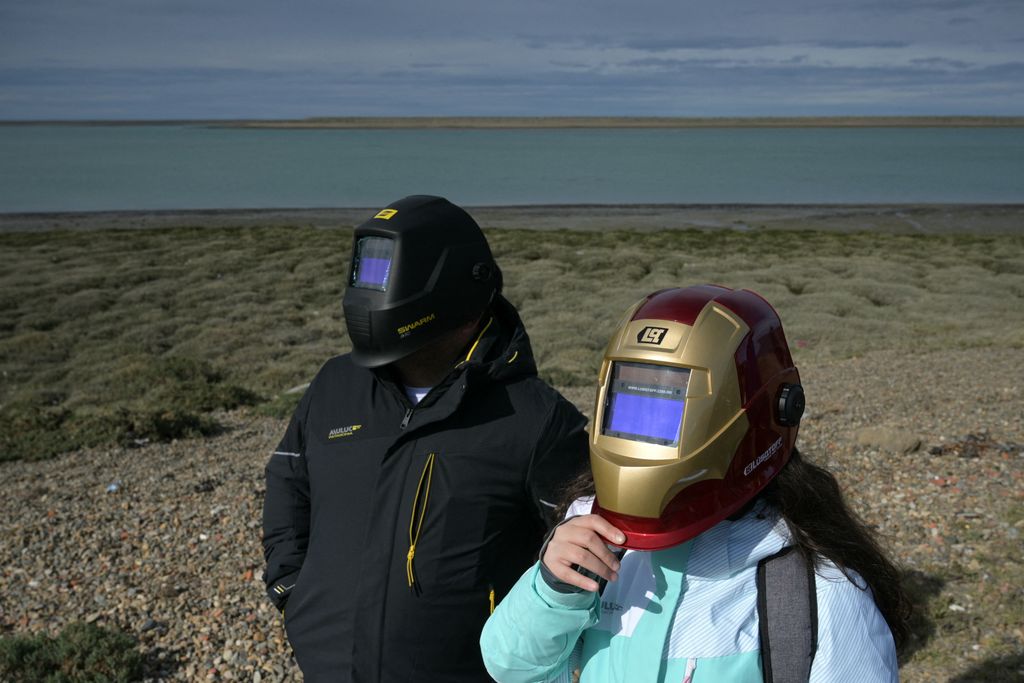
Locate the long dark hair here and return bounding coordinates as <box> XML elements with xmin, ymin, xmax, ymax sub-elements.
<box><xmin>555</xmin><ymin>447</ymin><xmax>911</xmax><ymax>651</ymax></box>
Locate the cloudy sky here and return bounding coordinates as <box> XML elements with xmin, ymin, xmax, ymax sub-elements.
<box><xmin>1</xmin><ymin>0</ymin><xmax>1022</xmax><ymax>119</ymax></box>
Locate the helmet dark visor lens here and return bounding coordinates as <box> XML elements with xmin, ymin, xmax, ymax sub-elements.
<box><xmin>351</xmin><ymin>237</ymin><xmax>394</xmax><ymax>291</ymax></box>
<box><xmin>602</xmin><ymin>362</ymin><xmax>690</xmax><ymax>447</ymax></box>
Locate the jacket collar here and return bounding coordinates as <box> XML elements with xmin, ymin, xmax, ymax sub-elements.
<box><xmin>369</xmin><ymin>295</ymin><xmax>538</xmax><ymax>433</ymax></box>
<box><xmin>456</xmin><ymin>294</ymin><xmax>538</xmax><ymax>383</ymax></box>
<box><xmin>682</xmin><ymin>502</ymin><xmax>791</xmax><ymax>580</ymax></box>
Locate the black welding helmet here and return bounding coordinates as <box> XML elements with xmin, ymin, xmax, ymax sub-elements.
<box><xmin>342</xmin><ymin>195</ymin><xmax>502</xmax><ymax>368</ymax></box>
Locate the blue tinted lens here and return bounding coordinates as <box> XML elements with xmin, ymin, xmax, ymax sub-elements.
<box><xmin>352</xmin><ymin>237</ymin><xmax>394</xmax><ymax>291</ymax></box>
<box><xmin>601</xmin><ymin>362</ymin><xmax>690</xmax><ymax>446</ymax></box>
<box><xmin>357</xmin><ymin>257</ymin><xmax>391</xmax><ymax>287</ymax></box>
<box><xmin>607</xmin><ymin>392</ymin><xmax>685</xmax><ymax>443</ymax></box>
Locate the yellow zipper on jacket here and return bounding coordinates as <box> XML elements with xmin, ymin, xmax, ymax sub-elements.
<box><xmin>404</xmin><ymin>316</ymin><xmax>496</xmax><ymax>588</ymax></box>
<box><xmin>406</xmin><ymin>452</ymin><xmax>437</xmax><ymax>588</ymax></box>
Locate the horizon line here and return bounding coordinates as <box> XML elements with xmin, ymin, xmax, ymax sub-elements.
<box><xmin>2</xmin><ymin>115</ymin><xmax>1024</xmax><ymax>128</ymax></box>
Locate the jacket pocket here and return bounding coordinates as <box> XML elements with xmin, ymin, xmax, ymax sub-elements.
<box><xmin>437</xmin><ymin>454</ymin><xmax>493</xmax><ymax>582</ymax></box>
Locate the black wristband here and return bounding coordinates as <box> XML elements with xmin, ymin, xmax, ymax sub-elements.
<box><xmin>539</xmin><ymin>558</ymin><xmax>587</xmax><ymax>594</ymax></box>
<box><xmin>537</xmin><ymin>516</ymin><xmax>589</xmax><ymax>593</ymax></box>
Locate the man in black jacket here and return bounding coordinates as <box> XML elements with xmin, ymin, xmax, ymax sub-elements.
<box><xmin>262</xmin><ymin>196</ymin><xmax>589</xmax><ymax>682</ymax></box>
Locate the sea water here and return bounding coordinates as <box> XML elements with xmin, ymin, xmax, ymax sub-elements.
<box><xmin>1</xmin><ymin>125</ymin><xmax>1022</xmax><ymax>212</ymax></box>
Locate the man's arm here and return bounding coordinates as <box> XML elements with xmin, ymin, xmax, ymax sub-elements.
<box><xmin>526</xmin><ymin>394</ymin><xmax>590</xmax><ymax>527</ymax></box>
<box><xmin>261</xmin><ymin>387</ymin><xmax>313</xmax><ymax>611</ymax></box>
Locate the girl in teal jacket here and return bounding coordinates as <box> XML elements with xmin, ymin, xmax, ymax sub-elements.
<box><xmin>479</xmin><ymin>286</ymin><xmax>910</xmax><ymax>683</ymax></box>
<box><xmin>480</xmin><ymin>455</ymin><xmax>906</xmax><ymax>682</ymax></box>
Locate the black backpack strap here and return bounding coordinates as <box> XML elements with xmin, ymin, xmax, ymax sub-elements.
<box><xmin>757</xmin><ymin>546</ymin><xmax>819</xmax><ymax>683</ymax></box>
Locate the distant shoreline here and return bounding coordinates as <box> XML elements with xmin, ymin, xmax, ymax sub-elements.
<box><xmin>2</xmin><ymin>116</ymin><xmax>1024</xmax><ymax>129</ymax></box>
<box><xmin>3</xmin><ymin>204</ymin><xmax>1022</xmax><ymax>234</ymax></box>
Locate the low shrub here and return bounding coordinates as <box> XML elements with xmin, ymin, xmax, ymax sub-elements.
<box><xmin>0</xmin><ymin>356</ymin><xmax>257</xmax><ymax>461</ymax></box>
<box><xmin>0</xmin><ymin>622</ymin><xmax>144</xmax><ymax>682</ymax></box>
<box><xmin>254</xmin><ymin>391</ymin><xmax>304</xmax><ymax>419</ymax></box>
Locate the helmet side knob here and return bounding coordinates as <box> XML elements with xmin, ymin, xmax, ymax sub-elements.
<box><xmin>472</xmin><ymin>262</ymin><xmax>492</xmax><ymax>280</ymax></box>
<box><xmin>777</xmin><ymin>383</ymin><xmax>805</xmax><ymax>426</ymax></box>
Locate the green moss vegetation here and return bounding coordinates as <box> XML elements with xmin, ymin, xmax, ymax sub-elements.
<box><xmin>493</xmin><ymin>228</ymin><xmax>1024</xmax><ymax>387</ymax></box>
<box><xmin>0</xmin><ymin>225</ymin><xmax>341</xmax><ymax>460</ymax></box>
<box><xmin>2</xmin><ymin>225</ymin><xmax>1022</xmax><ymax>461</ymax></box>
<box><xmin>0</xmin><ymin>621</ymin><xmax>143</xmax><ymax>682</ymax></box>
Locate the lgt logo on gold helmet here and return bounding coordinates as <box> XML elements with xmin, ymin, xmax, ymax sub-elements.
<box><xmin>590</xmin><ymin>285</ymin><xmax>804</xmax><ymax>550</ymax></box>
<box><xmin>637</xmin><ymin>326</ymin><xmax>668</xmax><ymax>345</ymax></box>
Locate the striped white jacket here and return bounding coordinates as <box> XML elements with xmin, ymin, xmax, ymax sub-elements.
<box><xmin>480</xmin><ymin>498</ymin><xmax>898</xmax><ymax>683</ymax></box>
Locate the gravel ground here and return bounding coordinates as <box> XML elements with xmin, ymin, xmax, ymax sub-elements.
<box><xmin>1</xmin><ymin>346</ymin><xmax>1021</xmax><ymax>682</ymax></box>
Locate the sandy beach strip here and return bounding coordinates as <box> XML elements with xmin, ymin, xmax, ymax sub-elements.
<box><xmin>2</xmin><ymin>203</ymin><xmax>1022</xmax><ymax>234</ymax></box>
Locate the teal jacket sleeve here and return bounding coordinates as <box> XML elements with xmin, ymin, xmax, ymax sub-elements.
<box><xmin>480</xmin><ymin>563</ymin><xmax>600</xmax><ymax>683</ymax></box>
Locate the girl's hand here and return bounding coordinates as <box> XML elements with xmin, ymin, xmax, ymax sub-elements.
<box><xmin>542</xmin><ymin>514</ymin><xmax>625</xmax><ymax>592</ymax></box>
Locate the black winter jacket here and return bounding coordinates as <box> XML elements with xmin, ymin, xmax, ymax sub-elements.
<box><xmin>262</xmin><ymin>296</ymin><xmax>589</xmax><ymax>682</ymax></box>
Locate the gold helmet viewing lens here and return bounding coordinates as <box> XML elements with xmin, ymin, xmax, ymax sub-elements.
<box><xmin>601</xmin><ymin>362</ymin><xmax>691</xmax><ymax>448</ymax></box>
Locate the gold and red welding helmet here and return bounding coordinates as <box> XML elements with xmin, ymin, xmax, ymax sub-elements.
<box><xmin>590</xmin><ymin>285</ymin><xmax>805</xmax><ymax>550</ymax></box>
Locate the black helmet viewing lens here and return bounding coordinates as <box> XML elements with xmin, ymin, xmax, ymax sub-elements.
<box><xmin>601</xmin><ymin>362</ymin><xmax>690</xmax><ymax>447</ymax></box>
<box><xmin>351</xmin><ymin>236</ymin><xmax>394</xmax><ymax>291</ymax></box>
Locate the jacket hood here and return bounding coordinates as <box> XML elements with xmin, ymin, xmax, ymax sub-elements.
<box><xmin>460</xmin><ymin>294</ymin><xmax>539</xmax><ymax>383</ymax></box>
